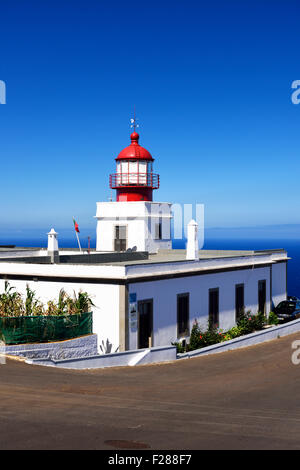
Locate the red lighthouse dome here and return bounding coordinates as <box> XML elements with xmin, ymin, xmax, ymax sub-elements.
<box><xmin>110</xmin><ymin>131</ymin><xmax>160</xmax><ymax>202</ymax></box>
<box><xmin>116</xmin><ymin>132</ymin><xmax>154</xmax><ymax>161</ymax></box>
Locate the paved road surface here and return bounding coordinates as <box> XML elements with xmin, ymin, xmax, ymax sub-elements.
<box><xmin>1</xmin><ymin>333</ymin><xmax>300</xmax><ymax>450</ymax></box>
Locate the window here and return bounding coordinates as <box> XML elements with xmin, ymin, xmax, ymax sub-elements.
<box><xmin>138</xmin><ymin>161</ymin><xmax>147</xmax><ymax>185</ymax></box>
<box><xmin>235</xmin><ymin>284</ymin><xmax>244</xmax><ymax>321</ymax></box>
<box><xmin>209</xmin><ymin>288</ymin><xmax>219</xmax><ymax>328</ymax></box>
<box><xmin>177</xmin><ymin>293</ymin><xmax>189</xmax><ymax>337</ymax></box>
<box><xmin>258</xmin><ymin>280</ymin><xmax>266</xmax><ymax>315</ymax></box>
<box><xmin>129</xmin><ymin>160</ymin><xmax>138</xmax><ymax>184</ymax></box>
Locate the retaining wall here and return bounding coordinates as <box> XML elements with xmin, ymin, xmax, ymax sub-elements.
<box><xmin>7</xmin><ymin>319</ymin><xmax>300</xmax><ymax>369</ymax></box>
<box><xmin>178</xmin><ymin>318</ymin><xmax>300</xmax><ymax>359</ymax></box>
<box><xmin>4</xmin><ymin>334</ymin><xmax>98</xmax><ymax>360</ymax></box>
<box><xmin>25</xmin><ymin>345</ymin><xmax>177</xmax><ymax>369</ymax></box>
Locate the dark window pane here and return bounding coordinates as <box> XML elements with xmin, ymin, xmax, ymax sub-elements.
<box><xmin>177</xmin><ymin>294</ymin><xmax>189</xmax><ymax>337</ymax></box>
<box><xmin>209</xmin><ymin>289</ymin><xmax>219</xmax><ymax>328</ymax></box>
<box><xmin>258</xmin><ymin>280</ymin><xmax>266</xmax><ymax>314</ymax></box>
<box><xmin>235</xmin><ymin>284</ymin><xmax>244</xmax><ymax>321</ymax></box>
<box><xmin>114</xmin><ymin>225</ymin><xmax>127</xmax><ymax>251</ymax></box>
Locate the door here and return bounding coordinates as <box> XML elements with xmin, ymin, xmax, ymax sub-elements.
<box><xmin>114</xmin><ymin>225</ymin><xmax>127</xmax><ymax>251</ymax></box>
<box><xmin>138</xmin><ymin>299</ymin><xmax>153</xmax><ymax>349</ymax></box>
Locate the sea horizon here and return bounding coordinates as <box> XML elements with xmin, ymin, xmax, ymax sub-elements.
<box><xmin>0</xmin><ymin>229</ymin><xmax>299</xmax><ymax>298</ymax></box>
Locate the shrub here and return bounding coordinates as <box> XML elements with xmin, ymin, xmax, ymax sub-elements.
<box><xmin>184</xmin><ymin>319</ymin><xmax>226</xmax><ymax>351</ymax></box>
<box><xmin>188</xmin><ymin>319</ymin><xmax>202</xmax><ymax>350</ymax></box>
<box><xmin>222</xmin><ymin>326</ymin><xmax>242</xmax><ymax>341</ymax></box>
<box><xmin>173</xmin><ymin>311</ymin><xmax>268</xmax><ymax>353</ymax></box>
<box><xmin>268</xmin><ymin>311</ymin><xmax>279</xmax><ymax>325</ymax></box>
<box><xmin>172</xmin><ymin>341</ymin><xmax>186</xmax><ymax>354</ymax></box>
<box><xmin>237</xmin><ymin>310</ymin><xmax>266</xmax><ymax>334</ymax></box>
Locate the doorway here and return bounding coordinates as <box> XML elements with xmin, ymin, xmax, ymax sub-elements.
<box><xmin>138</xmin><ymin>299</ymin><xmax>153</xmax><ymax>349</ymax></box>
<box><xmin>114</xmin><ymin>225</ymin><xmax>127</xmax><ymax>251</ymax></box>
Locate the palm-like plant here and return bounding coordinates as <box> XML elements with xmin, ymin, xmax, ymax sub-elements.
<box><xmin>0</xmin><ymin>283</ymin><xmax>94</xmax><ymax>317</ymax></box>
<box><xmin>74</xmin><ymin>291</ymin><xmax>94</xmax><ymax>314</ymax></box>
<box><xmin>25</xmin><ymin>284</ymin><xmax>44</xmax><ymax>316</ymax></box>
<box><xmin>0</xmin><ymin>281</ymin><xmax>24</xmax><ymax>317</ymax></box>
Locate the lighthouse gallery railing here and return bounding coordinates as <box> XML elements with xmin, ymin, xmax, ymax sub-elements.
<box><xmin>110</xmin><ymin>172</ymin><xmax>160</xmax><ymax>189</ymax></box>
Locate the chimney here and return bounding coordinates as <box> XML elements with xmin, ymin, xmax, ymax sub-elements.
<box><xmin>47</xmin><ymin>228</ymin><xmax>59</xmax><ymax>263</ymax></box>
<box><xmin>186</xmin><ymin>219</ymin><xmax>199</xmax><ymax>260</ymax></box>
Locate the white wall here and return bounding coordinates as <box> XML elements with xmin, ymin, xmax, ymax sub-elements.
<box><xmin>0</xmin><ymin>259</ymin><xmax>286</xmax><ymax>353</ymax></box>
<box><xmin>95</xmin><ymin>201</ymin><xmax>172</xmax><ymax>253</ymax></box>
<box><xmin>0</xmin><ymin>278</ymin><xmax>120</xmax><ymax>354</ymax></box>
<box><xmin>271</xmin><ymin>262</ymin><xmax>287</xmax><ymax>308</ymax></box>
<box><xmin>129</xmin><ymin>266</ymin><xmax>271</xmax><ymax>349</ymax></box>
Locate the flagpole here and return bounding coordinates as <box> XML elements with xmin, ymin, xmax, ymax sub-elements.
<box><xmin>76</xmin><ymin>231</ymin><xmax>82</xmax><ymax>252</ymax></box>
<box><xmin>73</xmin><ymin>216</ymin><xmax>82</xmax><ymax>252</ymax></box>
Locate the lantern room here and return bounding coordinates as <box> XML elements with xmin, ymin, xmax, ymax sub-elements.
<box><xmin>109</xmin><ymin>131</ymin><xmax>160</xmax><ymax>202</ymax></box>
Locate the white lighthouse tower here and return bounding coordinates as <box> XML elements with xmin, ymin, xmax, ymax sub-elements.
<box><xmin>95</xmin><ymin>124</ymin><xmax>172</xmax><ymax>253</ymax></box>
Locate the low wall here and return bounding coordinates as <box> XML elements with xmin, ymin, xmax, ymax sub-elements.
<box><xmin>178</xmin><ymin>318</ymin><xmax>300</xmax><ymax>359</ymax></box>
<box><xmin>25</xmin><ymin>345</ymin><xmax>177</xmax><ymax>369</ymax></box>
<box><xmin>5</xmin><ymin>334</ymin><xmax>98</xmax><ymax>360</ymax></box>
<box><xmin>9</xmin><ymin>320</ymin><xmax>300</xmax><ymax>369</ymax></box>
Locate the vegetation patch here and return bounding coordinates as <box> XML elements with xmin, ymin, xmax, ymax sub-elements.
<box><xmin>173</xmin><ymin>310</ymin><xmax>279</xmax><ymax>353</ymax></box>
<box><xmin>0</xmin><ymin>282</ymin><xmax>94</xmax><ymax>344</ymax></box>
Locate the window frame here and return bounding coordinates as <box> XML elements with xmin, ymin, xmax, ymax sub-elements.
<box><xmin>209</xmin><ymin>288</ymin><xmax>219</xmax><ymax>329</ymax></box>
<box><xmin>235</xmin><ymin>283</ymin><xmax>245</xmax><ymax>322</ymax></box>
<box><xmin>177</xmin><ymin>293</ymin><xmax>190</xmax><ymax>338</ymax></box>
<box><xmin>258</xmin><ymin>279</ymin><xmax>267</xmax><ymax>315</ymax></box>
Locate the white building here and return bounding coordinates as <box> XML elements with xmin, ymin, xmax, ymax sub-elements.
<box><xmin>0</xmin><ymin>129</ymin><xmax>289</xmax><ymax>353</ymax></box>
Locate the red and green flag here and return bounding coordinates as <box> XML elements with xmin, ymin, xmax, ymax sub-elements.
<box><xmin>73</xmin><ymin>217</ymin><xmax>80</xmax><ymax>233</ymax></box>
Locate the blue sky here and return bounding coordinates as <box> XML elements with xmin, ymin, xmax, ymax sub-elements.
<box><xmin>1</xmin><ymin>0</ymin><xmax>300</xmax><ymax>234</ymax></box>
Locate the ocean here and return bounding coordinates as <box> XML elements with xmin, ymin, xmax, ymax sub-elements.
<box><xmin>0</xmin><ymin>232</ymin><xmax>299</xmax><ymax>297</ymax></box>
<box><xmin>176</xmin><ymin>238</ymin><xmax>300</xmax><ymax>297</ymax></box>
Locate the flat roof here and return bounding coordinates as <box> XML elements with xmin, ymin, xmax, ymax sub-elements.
<box><xmin>0</xmin><ymin>247</ymin><xmax>288</xmax><ymax>266</ymax></box>
<box><xmin>0</xmin><ymin>248</ymin><xmax>289</xmax><ymax>283</ymax></box>
<box><xmin>99</xmin><ymin>248</ymin><xmax>288</xmax><ymax>266</ymax></box>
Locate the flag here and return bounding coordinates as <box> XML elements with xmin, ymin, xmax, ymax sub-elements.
<box><xmin>73</xmin><ymin>218</ymin><xmax>80</xmax><ymax>233</ymax></box>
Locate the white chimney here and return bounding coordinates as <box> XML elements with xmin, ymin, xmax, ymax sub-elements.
<box><xmin>47</xmin><ymin>228</ymin><xmax>59</xmax><ymax>263</ymax></box>
<box><xmin>186</xmin><ymin>219</ymin><xmax>199</xmax><ymax>260</ymax></box>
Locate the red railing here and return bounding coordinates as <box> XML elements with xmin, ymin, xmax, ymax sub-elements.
<box><xmin>110</xmin><ymin>173</ymin><xmax>160</xmax><ymax>189</ymax></box>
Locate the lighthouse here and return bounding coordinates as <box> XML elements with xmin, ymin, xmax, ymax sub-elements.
<box><xmin>110</xmin><ymin>131</ymin><xmax>159</xmax><ymax>202</ymax></box>
<box><xmin>95</xmin><ymin>126</ymin><xmax>172</xmax><ymax>253</ymax></box>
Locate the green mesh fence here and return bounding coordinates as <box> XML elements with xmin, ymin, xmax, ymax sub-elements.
<box><xmin>0</xmin><ymin>311</ymin><xmax>93</xmax><ymax>345</ymax></box>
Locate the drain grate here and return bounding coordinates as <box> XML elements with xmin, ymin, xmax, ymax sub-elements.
<box><xmin>104</xmin><ymin>439</ymin><xmax>150</xmax><ymax>449</ymax></box>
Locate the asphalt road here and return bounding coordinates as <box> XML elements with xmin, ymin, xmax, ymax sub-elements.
<box><xmin>1</xmin><ymin>333</ymin><xmax>300</xmax><ymax>450</ymax></box>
